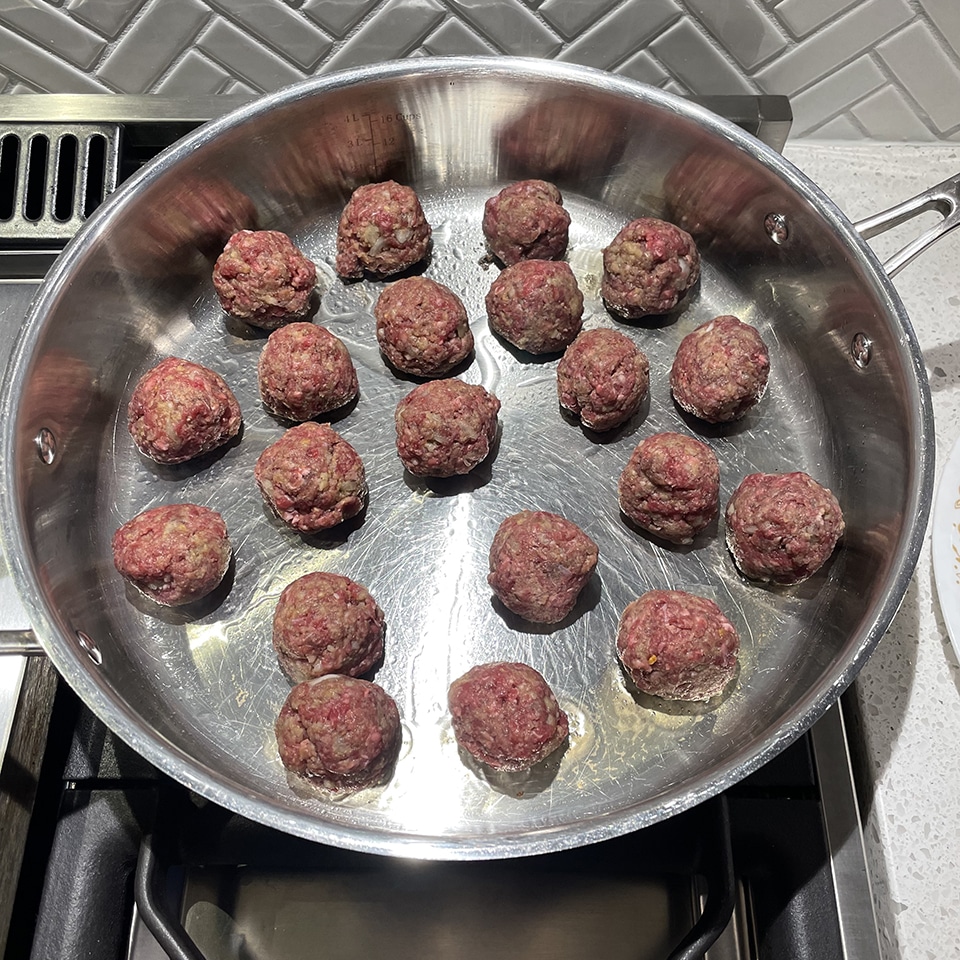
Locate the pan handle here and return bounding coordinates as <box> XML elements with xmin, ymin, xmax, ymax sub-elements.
<box><xmin>0</xmin><ymin>631</ymin><xmax>43</xmax><ymax>655</ymax></box>
<box><xmin>854</xmin><ymin>172</ymin><xmax>960</xmax><ymax>277</ymax></box>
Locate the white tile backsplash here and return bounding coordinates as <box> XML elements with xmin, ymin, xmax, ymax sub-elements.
<box><xmin>773</xmin><ymin>0</ymin><xmax>860</xmax><ymax>39</ymax></box>
<box><xmin>197</xmin><ymin>17</ymin><xmax>305</xmax><ymax>89</ymax></box>
<box><xmin>421</xmin><ymin>15</ymin><xmax>497</xmax><ymax>55</ymax></box>
<box><xmin>203</xmin><ymin>0</ymin><xmax>332</xmax><ymax>71</ymax></box>
<box><xmin>445</xmin><ymin>0</ymin><xmax>561</xmax><ymax>57</ymax></box>
<box><xmin>153</xmin><ymin>48</ymin><xmax>231</xmax><ymax>95</ymax></box>
<box><xmin>301</xmin><ymin>0</ymin><xmax>380</xmax><ymax>38</ymax></box>
<box><xmin>3</xmin><ymin>0</ymin><xmax>960</xmax><ymax>140</ymax></box>
<box><xmin>617</xmin><ymin>47</ymin><xmax>671</xmax><ymax>86</ymax></box>
<box><xmin>0</xmin><ymin>18</ymin><xmax>106</xmax><ymax>91</ymax></box>
<box><xmin>320</xmin><ymin>0</ymin><xmax>445</xmax><ymax>73</ymax></box>
<box><xmin>788</xmin><ymin>54</ymin><xmax>886</xmax><ymax>136</ymax></box>
<box><xmin>66</xmin><ymin>0</ymin><xmax>137</xmax><ymax>39</ymax></box>
<box><xmin>755</xmin><ymin>0</ymin><xmax>912</xmax><ymax>94</ymax></box>
<box><xmin>0</xmin><ymin>2</ymin><xmax>105</xmax><ymax>70</ymax></box>
<box><xmin>649</xmin><ymin>16</ymin><xmax>756</xmax><ymax>93</ymax></box>
<box><xmin>850</xmin><ymin>84</ymin><xmax>939</xmax><ymax>141</ymax></box>
<box><xmin>97</xmin><ymin>0</ymin><xmax>210</xmax><ymax>93</ymax></box>
<box><xmin>810</xmin><ymin>113</ymin><xmax>866</xmax><ymax>138</ymax></box>
<box><xmin>919</xmin><ymin>0</ymin><xmax>960</xmax><ymax>54</ymax></box>
<box><xmin>877</xmin><ymin>20</ymin><xmax>960</xmax><ymax>134</ymax></box>
<box><xmin>684</xmin><ymin>0</ymin><xmax>788</xmax><ymax>70</ymax></box>
<box><xmin>557</xmin><ymin>0</ymin><xmax>680</xmax><ymax>69</ymax></box>
<box><xmin>539</xmin><ymin>0</ymin><xmax>621</xmax><ymax>41</ymax></box>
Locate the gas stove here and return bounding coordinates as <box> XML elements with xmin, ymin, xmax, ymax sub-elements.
<box><xmin>0</xmin><ymin>94</ymin><xmax>880</xmax><ymax>960</ymax></box>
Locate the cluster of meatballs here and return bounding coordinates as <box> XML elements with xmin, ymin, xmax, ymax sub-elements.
<box><xmin>110</xmin><ymin>173</ymin><xmax>846</xmax><ymax>792</ymax></box>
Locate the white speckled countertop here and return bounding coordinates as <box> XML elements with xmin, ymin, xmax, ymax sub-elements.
<box><xmin>783</xmin><ymin>142</ymin><xmax>960</xmax><ymax>960</ymax></box>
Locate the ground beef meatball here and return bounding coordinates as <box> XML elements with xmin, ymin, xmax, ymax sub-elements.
<box><xmin>258</xmin><ymin>322</ymin><xmax>358</xmax><ymax>421</ymax></box>
<box><xmin>482</xmin><ymin>179</ymin><xmax>571</xmax><ymax>265</ymax></box>
<box><xmin>618</xmin><ymin>433</ymin><xmax>720</xmax><ymax>544</ymax></box>
<box><xmin>213</xmin><ymin>229</ymin><xmax>316</xmax><ymax>329</ymax></box>
<box><xmin>488</xmin><ymin>510</ymin><xmax>598</xmax><ymax>623</ymax></box>
<box><xmin>448</xmin><ymin>662</ymin><xmax>569</xmax><ymax>771</ymax></box>
<box><xmin>275</xmin><ymin>675</ymin><xmax>401</xmax><ymax>792</ymax></box>
<box><xmin>617</xmin><ymin>590</ymin><xmax>740</xmax><ymax>702</ymax></box>
<box><xmin>335</xmin><ymin>180</ymin><xmax>431</xmax><ymax>279</ymax></box>
<box><xmin>671</xmin><ymin>315</ymin><xmax>770</xmax><ymax>423</ymax></box>
<box><xmin>557</xmin><ymin>328</ymin><xmax>649</xmax><ymax>431</ymax></box>
<box><xmin>127</xmin><ymin>357</ymin><xmax>242</xmax><ymax>464</ymax></box>
<box><xmin>375</xmin><ymin>276</ymin><xmax>474</xmax><ymax>377</ymax></box>
<box><xmin>485</xmin><ymin>260</ymin><xmax>583</xmax><ymax>355</ymax></box>
<box><xmin>395</xmin><ymin>379</ymin><xmax>500</xmax><ymax>477</ymax></box>
<box><xmin>112</xmin><ymin>503</ymin><xmax>232</xmax><ymax>606</ymax></box>
<box><xmin>725</xmin><ymin>472</ymin><xmax>844</xmax><ymax>585</ymax></box>
<box><xmin>272</xmin><ymin>572</ymin><xmax>384</xmax><ymax>683</ymax></box>
<box><xmin>601</xmin><ymin>218</ymin><xmax>700</xmax><ymax>318</ymax></box>
<box><xmin>254</xmin><ymin>422</ymin><xmax>367</xmax><ymax>533</ymax></box>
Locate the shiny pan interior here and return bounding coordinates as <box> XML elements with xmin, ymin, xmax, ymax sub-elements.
<box><xmin>0</xmin><ymin>58</ymin><xmax>933</xmax><ymax>859</ymax></box>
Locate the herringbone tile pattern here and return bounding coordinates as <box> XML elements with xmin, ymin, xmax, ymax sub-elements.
<box><xmin>1</xmin><ymin>0</ymin><xmax>959</xmax><ymax>139</ymax></box>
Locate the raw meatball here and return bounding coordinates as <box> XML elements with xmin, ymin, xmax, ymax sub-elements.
<box><xmin>272</xmin><ymin>572</ymin><xmax>385</xmax><ymax>683</ymax></box>
<box><xmin>255</xmin><ymin>422</ymin><xmax>367</xmax><ymax>533</ymax></box>
<box><xmin>335</xmin><ymin>180</ymin><xmax>431</xmax><ymax>279</ymax></box>
<box><xmin>213</xmin><ymin>229</ymin><xmax>316</xmax><ymax>329</ymax></box>
<box><xmin>488</xmin><ymin>510</ymin><xmax>598</xmax><ymax>623</ymax></box>
<box><xmin>128</xmin><ymin>357</ymin><xmax>242</xmax><ymax>464</ymax></box>
<box><xmin>671</xmin><ymin>315</ymin><xmax>770</xmax><ymax>423</ymax></box>
<box><xmin>275</xmin><ymin>675</ymin><xmax>401</xmax><ymax>792</ymax></box>
<box><xmin>375</xmin><ymin>276</ymin><xmax>474</xmax><ymax>377</ymax></box>
<box><xmin>601</xmin><ymin>217</ymin><xmax>700</xmax><ymax>318</ymax></box>
<box><xmin>482</xmin><ymin>179</ymin><xmax>570</xmax><ymax>265</ymax></box>
<box><xmin>618</xmin><ymin>432</ymin><xmax>720</xmax><ymax>544</ymax></box>
<box><xmin>448</xmin><ymin>662</ymin><xmax>569</xmax><ymax>771</ymax></box>
<box><xmin>485</xmin><ymin>260</ymin><xmax>583</xmax><ymax>355</ymax></box>
<box><xmin>395</xmin><ymin>379</ymin><xmax>500</xmax><ymax>477</ymax></box>
<box><xmin>258</xmin><ymin>322</ymin><xmax>358</xmax><ymax>421</ymax></box>
<box><xmin>557</xmin><ymin>328</ymin><xmax>649</xmax><ymax>431</ymax></box>
<box><xmin>725</xmin><ymin>472</ymin><xmax>844</xmax><ymax>585</ymax></box>
<box><xmin>617</xmin><ymin>590</ymin><xmax>740</xmax><ymax>702</ymax></box>
<box><xmin>112</xmin><ymin>503</ymin><xmax>231</xmax><ymax>606</ymax></box>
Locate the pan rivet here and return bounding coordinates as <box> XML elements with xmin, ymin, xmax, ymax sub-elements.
<box><xmin>851</xmin><ymin>333</ymin><xmax>873</xmax><ymax>367</ymax></box>
<box><xmin>76</xmin><ymin>630</ymin><xmax>102</xmax><ymax>665</ymax></box>
<box><xmin>764</xmin><ymin>212</ymin><xmax>789</xmax><ymax>244</ymax></box>
<box><xmin>35</xmin><ymin>427</ymin><xmax>57</xmax><ymax>464</ymax></box>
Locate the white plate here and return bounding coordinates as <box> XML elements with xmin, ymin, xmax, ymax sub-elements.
<box><xmin>932</xmin><ymin>436</ymin><xmax>960</xmax><ymax>663</ymax></box>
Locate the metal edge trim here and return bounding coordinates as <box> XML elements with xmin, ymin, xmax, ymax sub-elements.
<box><xmin>810</xmin><ymin>703</ymin><xmax>883</xmax><ymax>960</ymax></box>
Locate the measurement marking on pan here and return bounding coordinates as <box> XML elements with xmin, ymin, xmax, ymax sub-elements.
<box><xmin>342</xmin><ymin>111</ymin><xmax>421</xmax><ymax>177</ymax></box>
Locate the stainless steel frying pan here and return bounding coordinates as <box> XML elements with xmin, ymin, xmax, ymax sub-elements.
<box><xmin>0</xmin><ymin>58</ymin><xmax>941</xmax><ymax>859</ymax></box>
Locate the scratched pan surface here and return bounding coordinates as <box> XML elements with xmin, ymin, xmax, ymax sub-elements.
<box><xmin>0</xmin><ymin>59</ymin><xmax>932</xmax><ymax>859</ymax></box>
